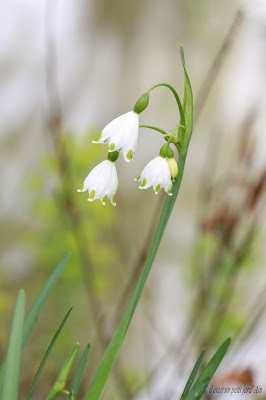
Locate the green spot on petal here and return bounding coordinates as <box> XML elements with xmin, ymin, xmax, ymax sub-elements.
<box><xmin>140</xmin><ymin>178</ymin><xmax>147</xmax><ymax>188</ymax></box>
<box><xmin>112</xmin><ymin>195</ymin><xmax>116</xmax><ymax>205</ymax></box>
<box><xmin>126</xmin><ymin>149</ymin><xmax>133</xmax><ymax>160</ymax></box>
<box><xmin>89</xmin><ymin>190</ymin><xmax>95</xmax><ymax>199</ymax></box>
<box><xmin>93</xmin><ymin>132</ymin><xmax>102</xmax><ymax>142</ymax></box>
<box><xmin>135</xmin><ymin>175</ymin><xmax>141</xmax><ymax>181</ymax></box>
<box><xmin>102</xmin><ymin>194</ymin><xmax>108</xmax><ymax>204</ymax></box>
<box><xmin>167</xmin><ymin>184</ymin><xmax>173</xmax><ymax>195</ymax></box>
<box><xmin>78</xmin><ymin>183</ymin><xmax>84</xmax><ymax>191</ymax></box>
<box><xmin>155</xmin><ymin>184</ymin><xmax>161</xmax><ymax>193</ymax></box>
<box><xmin>110</xmin><ymin>143</ymin><xmax>115</xmax><ymax>151</ymax></box>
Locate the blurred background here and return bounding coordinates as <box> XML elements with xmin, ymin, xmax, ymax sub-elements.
<box><xmin>0</xmin><ymin>0</ymin><xmax>266</xmax><ymax>399</ymax></box>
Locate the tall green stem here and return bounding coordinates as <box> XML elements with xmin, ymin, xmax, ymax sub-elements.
<box><xmin>84</xmin><ymin>46</ymin><xmax>193</xmax><ymax>400</ymax></box>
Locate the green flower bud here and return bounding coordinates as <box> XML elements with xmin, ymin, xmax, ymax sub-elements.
<box><xmin>167</xmin><ymin>157</ymin><xmax>178</xmax><ymax>181</ymax></box>
<box><xmin>159</xmin><ymin>143</ymin><xmax>174</xmax><ymax>158</ymax></box>
<box><xmin>108</xmin><ymin>151</ymin><xmax>120</xmax><ymax>162</ymax></box>
<box><xmin>133</xmin><ymin>93</ymin><xmax>149</xmax><ymax>114</ymax></box>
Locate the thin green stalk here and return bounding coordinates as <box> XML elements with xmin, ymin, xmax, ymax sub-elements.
<box><xmin>84</xmin><ymin>47</ymin><xmax>193</xmax><ymax>400</ymax></box>
<box><xmin>148</xmin><ymin>83</ymin><xmax>185</xmax><ymax>126</ymax></box>
<box><xmin>139</xmin><ymin>125</ymin><xmax>168</xmax><ymax>136</ymax></box>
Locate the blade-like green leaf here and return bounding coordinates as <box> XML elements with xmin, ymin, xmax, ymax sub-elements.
<box><xmin>2</xmin><ymin>290</ymin><xmax>25</xmax><ymax>400</ymax></box>
<box><xmin>179</xmin><ymin>45</ymin><xmax>193</xmax><ymax>157</ymax></box>
<box><xmin>183</xmin><ymin>377</ymin><xmax>210</xmax><ymax>400</ymax></box>
<box><xmin>23</xmin><ymin>252</ymin><xmax>70</xmax><ymax>346</ymax></box>
<box><xmin>27</xmin><ymin>307</ymin><xmax>73</xmax><ymax>400</ymax></box>
<box><xmin>180</xmin><ymin>349</ymin><xmax>205</xmax><ymax>400</ymax></box>
<box><xmin>46</xmin><ymin>342</ymin><xmax>80</xmax><ymax>400</ymax></box>
<box><xmin>184</xmin><ymin>338</ymin><xmax>231</xmax><ymax>400</ymax></box>
<box><xmin>65</xmin><ymin>391</ymin><xmax>74</xmax><ymax>400</ymax></box>
<box><xmin>84</xmin><ymin>48</ymin><xmax>194</xmax><ymax>400</ymax></box>
<box><xmin>70</xmin><ymin>344</ymin><xmax>90</xmax><ymax>398</ymax></box>
<box><xmin>0</xmin><ymin>253</ymin><xmax>70</xmax><ymax>394</ymax></box>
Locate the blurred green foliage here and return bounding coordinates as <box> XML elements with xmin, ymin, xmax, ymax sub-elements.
<box><xmin>25</xmin><ymin>130</ymin><xmax>117</xmax><ymax>291</ymax></box>
<box><xmin>14</xmin><ymin>129</ymin><xmax>120</xmax><ymax>388</ymax></box>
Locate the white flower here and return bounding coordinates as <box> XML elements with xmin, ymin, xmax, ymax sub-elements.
<box><xmin>77</xmin><ymin>160</ymin><xmax>118</xmax><ymax>206</ymax></box>
<box><xmin>93</xmin><ymin>111</ymin><xmax>139</xmax><ymax>162</ymax></box>
<box><xmin>136</xmin><ymin>156</ymin><xmax>173</xmax><ymax>195</ymax></box>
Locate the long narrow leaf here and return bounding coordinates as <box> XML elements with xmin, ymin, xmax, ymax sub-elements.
<box><xmin>184</xmin><ymin>338</ymin><xmax>231</xmax><ymax>400</ymax></box>
<box><xmin>27</xmin><ymin>307</ymin><xmax>73</xmax><ymax>400</ymax></box>
<box><xmin>0</xmin><ymin>253</ymin><xmax>70</xmax><ymax>393</ymax></box>
<box><xmin>2</xmin><ymin>290</ymin><xmax>25</xmax><ymax>400</ymax></box>
<box><xmin>84</xmin><ymin>47</ymin><xmax>193</xmax><ymax>400</ymax></box>
<box><xmin>193</xmin><ymin>338</ymin><xmax>231</xmax><ymax>389</ymax></box>
<box><xmin>180</xmin><ymin>349</ymin><xmax>205</xmax><ymax>400</ymax></box>
<box><xmin>179</xmin><ymin>45</ymin><xmax>193</xmax><ymax>156</ymax></box>
<box><xmin>23</xmin><ymin>252</ymin><xmax>70</xmax><ymax>346</ymax></box>
<box><xmin>65</xmin><ymin>391</ymin><xmax>74</xmax><ymax>400</ymax></box>
<box><xmin>46</xmin><ymin>342</ymin><xmax>80</xmax><ymax>400</ymax></box>
<box><xmin>183</xmin><ymin>377</ymin><xmax>210</xmax><ymax>400</ymax></box>
<box><xmin>70</xmin><ymin>344</ymin><xmax>90</xmax><ymax>398</ymax></box>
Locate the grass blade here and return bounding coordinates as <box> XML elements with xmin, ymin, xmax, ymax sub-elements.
<box><xmin>65</xmin><ymin>391</ymin><xmax>74</xmax><ymax>400</ymax></box>
<box><xmin>180</xmin><ymin>349</ymin><xmax>205</xmax><ymax>400</ymax></box>
<box><xmin>84</xmin><ymin>48</ymin><xmax>194</xmax><ymax>400</ymax></box>
<box><xmin>46</xmin><ymin>342</ymin><xmax>79</xmax><ymax>400</ymax></box>
<box><xmin>184</xmin><ymin>338</ymin><xmax>231</xmax><ymax>400</ymax></box>
<box><xmin>183</xmin><ymin>377</ymin><xmax>210</xmax><ymax>400</ymax></box>
<box><xmin>2</xmin><ymin>290</ymin><xmax>25</xmax><ymax>400</ymax></box>
<box><xmin>70</xmin><ymin>344</ymin><xmax>90</xmax><ymax>398</ymax></box>
<box><xmin>0</xmin><ymin>253</ymin><xmax>70</xmax><ymax>393</ymax></box>
<box><xmin>23</xmin><ymin>252</ymin><xmax>70</xmax><ymax>346</ymax></box>
<box><xmin>179</xmin><ymin>45</ymin><xmax>193</xmax><ymax>157</ymax></box>
<box><xmin>27</xmin><ymin>307</ymin><xmax>73</xmax><ymax>400</ymax></box>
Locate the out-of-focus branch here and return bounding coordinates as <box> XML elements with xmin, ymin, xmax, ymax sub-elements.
<box><xmin>194</xmin><ymin>10</ymin><xmax>244</xmax><ymax>124</ymax></box>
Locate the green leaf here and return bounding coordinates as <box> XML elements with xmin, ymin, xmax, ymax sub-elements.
<box><xmin>22</xmin><ymin>253</ymin><xmax>70</xmax><ymax>346</ymax></box>
<box><xmin>0</xmin><ymin>253</ymin><xmax>70</xmax><ymax>394</ymax></box>
<box><xmin>180</xmin><ymin>349</ymin><xmax>205</xmax><ymax>400</ymax></box>
<box><xmin>65</xmin><ymin>391</ymin><xmax>74</xmax><ymax>400</ymax></box>
<box><xmin>179</xmin><ymin>45</ymin><xmax>193</xmax><ymax>156</ymax></box>
<box><xmin>84</xmin><ymin>48</ymin><xmax>194</xmax><ymax>400</ymax></box>
<box><xmin>2</xmin><ymin>290</ymin><xmax>25</xmax><ymax>400</ymax></box>
<box><xmin>27</xmin><ymin>307</ymin><xmax>73</xmax><ymax>400</ymax></box>
<box><xmin>183</xmin><ymin>377</ymin><xmax>210</xmax><ymax>400</ymax></box>
<box><xmin>184</xmin><ymin>338</ymin><xmax>231</xmax><ymax>400</ymax></box>
<box><xmin>46</xmin><ymin>342</ymin><xmax>79</xmax><ymax>400</ymax></box>
<box><xmin>70</xmin><ymin>344</ymin><xmax>90</xmax><ymax>398</ymax></box>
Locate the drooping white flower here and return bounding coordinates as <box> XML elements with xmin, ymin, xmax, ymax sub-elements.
<box><xmin>93</xmin><ymin>111</ymin><xmax>139</xmax><ymax>162</ymax></box>
<box><xmin>136</xmin><ymin>156</ymin><xmax>173</xmax><ymax>195</ymax></box>
<box><xmin>77</xmin><ymin>160</ymin><xmax>118</xmax><ymax>206</ymax></box>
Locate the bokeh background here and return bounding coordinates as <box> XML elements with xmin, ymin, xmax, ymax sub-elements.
<box><xmin>0</xmin><ymin>0</ymin><xmax>266</xmax><ymax>399</ymax></box>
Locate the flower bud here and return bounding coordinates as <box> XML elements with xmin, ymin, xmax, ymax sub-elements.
<box><xmin>133</xmin><ymin>93</ymin><xmax>149</xmax><ymax>114</ymax></box>
<box><xmin>167</xmin><ymin>157</ymin><xmax>178</xmax><ymax>181</ymax></box>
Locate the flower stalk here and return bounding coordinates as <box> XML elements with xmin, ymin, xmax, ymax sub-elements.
<box><xmin>84</xmin><ymin>45</ymin><xmax>193</xmax><ymax>400</ymax></box>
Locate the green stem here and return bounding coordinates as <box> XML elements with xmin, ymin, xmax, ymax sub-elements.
<box><xmin>147</xmin><ymin>83</ymin><xmax>185</xmax><ymax>126</ymax></box>
<box><xmin>85</xmin><ymin>47</ymin><xmax>193</xmax><ymax>400</ymax></box>
<box><xmin>84</xmin><ymin>153</ymin><xmax>188</xmax><ymax>400</ymax></box>
<box><xmin>139</xmin><ymin>125</ymin><xmax>168</xmax><ymax>136</ymax></box>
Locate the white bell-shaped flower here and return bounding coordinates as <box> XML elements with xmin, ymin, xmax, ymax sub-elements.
<box><xmin>77</xmin><ymin>160</ymin><xmax>118</xmax><ymax>206</ymax></box>
<box><xmin>93</xmin><ymin>111</ymin><xmax>139</xmax><ymax>162</ymax></box>
<box><xmin>136</xmin><ymin>156</ymin><xmax>173</xmax><ymax>195</ymax></box>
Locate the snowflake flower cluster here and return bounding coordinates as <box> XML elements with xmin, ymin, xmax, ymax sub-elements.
<box><xmin>78</xmin><ymin>90</ymin><xmax>182</xmax><ymax>206</ymax></box>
